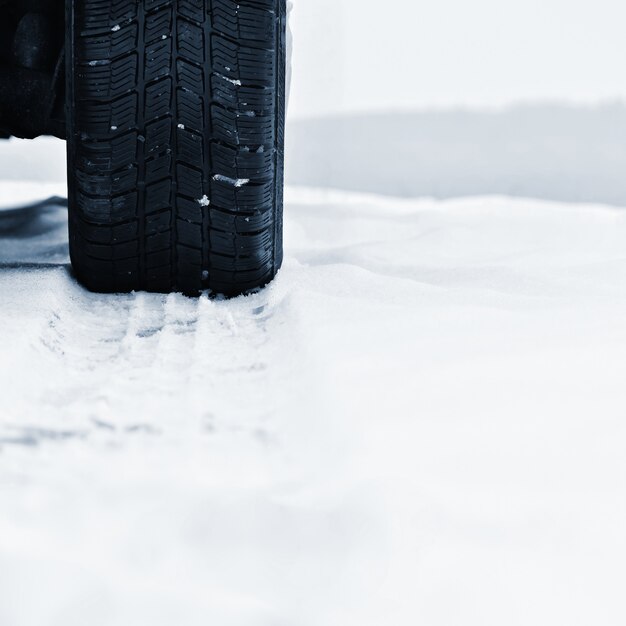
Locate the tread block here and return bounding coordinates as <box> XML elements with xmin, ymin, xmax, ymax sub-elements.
<box><xmin>211</xmin><ymin>141</ymin><xmax>273</xmax><ymax>180</ymax></box>
<box><xmin>145</xmin><ymin>78</ymin><xmax>173</xmax><ymax>119</ymax></box>
<box><xmin>146</xmin><ymin>179</ymin><xmax>173</xmax><ymax>212</ymax></box>
<box><xmin>176</xmin><ymin>163</ymin><xmax>204</xmax><ymax>199</ymax></box>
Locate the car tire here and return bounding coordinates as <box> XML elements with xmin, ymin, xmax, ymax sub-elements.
<box><xmin>66</xmin><ymin>0</ymin><xmax>286</xmax><ymax>296</ymax></box>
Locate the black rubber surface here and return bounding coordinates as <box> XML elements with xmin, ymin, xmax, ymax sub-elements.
<box><xmin>66</xmin><ymin>0</ymin><xmax>286</xmax><ymax>295</ymax></box>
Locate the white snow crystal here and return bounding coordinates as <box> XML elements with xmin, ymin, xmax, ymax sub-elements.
<box><xmin>197</xmin><ymin>195</ymin><xmax>210</xmax><ymax>206</ymax></box>
<box><xmin>212</xmin><ymin>174</ymin><xmax>250</xmax><ymax>187</ymax></box>
<box><xmin>111</xmin><ymin>24</ymin><xmax>121</xmax><ymax>32</ymax></box>
<box><xmin>218</xmin><ymin>74</ymin><xmax>242</xmax><ymax>86</ymax></box>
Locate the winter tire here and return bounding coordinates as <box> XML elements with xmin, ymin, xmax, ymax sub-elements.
<box><xmin>66</xmin><ymin>0</ymin><xmax>286</xmax><ymax>295</ymax></box>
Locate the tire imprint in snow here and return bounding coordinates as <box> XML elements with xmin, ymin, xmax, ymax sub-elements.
<box><xmin>4</xmin><ymin>268</ymin><xmax>291</xmax><ymax>449</ymax></box>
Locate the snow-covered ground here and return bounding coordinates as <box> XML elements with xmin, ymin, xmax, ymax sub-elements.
<box><xmin>2</xmin><ymin>133</ymin><xmax>626</xmax><ymax>625</ymax></box>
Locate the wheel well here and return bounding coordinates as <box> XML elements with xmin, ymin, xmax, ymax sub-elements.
<box><xmin>0</xmin><ymin>0</ymin><xmax>65</xmax><ymax>139</ymax></box>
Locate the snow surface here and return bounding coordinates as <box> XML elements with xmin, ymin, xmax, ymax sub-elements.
<box><xmin>2</xmin><ymin>137</ymin><xmax>626</xmax><ymax>624</ymax></box>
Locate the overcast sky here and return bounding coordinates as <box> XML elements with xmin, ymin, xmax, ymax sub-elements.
<box><xmin>289</xmin><ymin>0</ymin><xmax>626</xmax><ymax>118</ymax></box>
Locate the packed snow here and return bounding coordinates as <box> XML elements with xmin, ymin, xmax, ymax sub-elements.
<box><xmin>2</xmin><ymin>129</ymin><xmax>626</xmax><ymax>626</ymax></box>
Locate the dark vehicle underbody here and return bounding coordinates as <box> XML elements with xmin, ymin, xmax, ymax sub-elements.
<box><xmin>0</xmin><ymin>0</ymin><xmax>65</xmax><ymax>139</ymax></box>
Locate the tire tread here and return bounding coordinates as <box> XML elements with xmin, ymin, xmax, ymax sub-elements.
<box><xmin>67</xmin><ymin>0</ymin><xmax>286</xmax><ymax>295</ymax></box>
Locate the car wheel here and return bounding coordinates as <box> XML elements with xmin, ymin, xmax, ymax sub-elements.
<box><xmin>66</xmin><ymin>0</ymin><xmax>286</xmax><ymax>295</ymax></box>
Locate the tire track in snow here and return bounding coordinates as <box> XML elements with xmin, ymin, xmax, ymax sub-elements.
<box><xmin>0</xmin><ymin>194</ymin><xmax>334</xmax><ymax>466</ymax></box>
<box><xmin>1</xmin><ymin>265</ymin><xmax>293</xmax><ymax>449</ymax></box>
